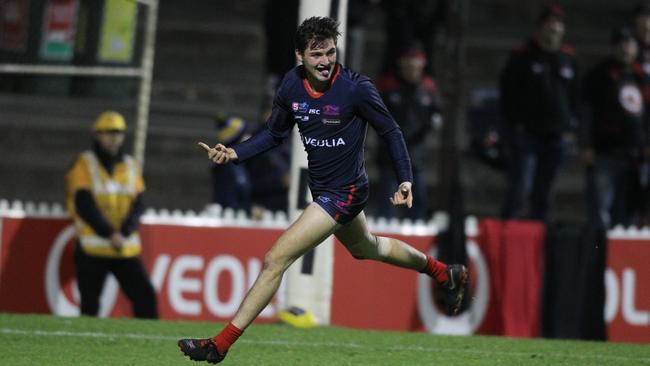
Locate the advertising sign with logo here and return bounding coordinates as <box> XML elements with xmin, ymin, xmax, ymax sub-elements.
<box><xmin>605</xmin><ymin>238</ymin><xmax>650</xmax><ymax>343</ymax></box>
<box><xmin>0</xmin><ymin>0</ymin><xmax>29</xmax><ymax>52</ymax></box>
<box><xmin>0</xmin><ymin>215</ymin><xmax>648</xmax><ymax>344</ymax></box>
<box><xmin>98</xmin><ymin>0</ymin><xmax>137</xmax><ymax>63</ymax></box>
<box><xmin>40</xmin><ymin>0</ymin><xmax>78</xmax><ymax>61</ymax></box>
<box><xmin>0</xmin><ymin>217</ymin><xmax>283</xmax><ymax>321</ymax></box>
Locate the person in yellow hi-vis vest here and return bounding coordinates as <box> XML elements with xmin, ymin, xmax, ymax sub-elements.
<box><xmin>66</xmin><ymin>111</ymin><xmax>157</xmax><ymax>318</ymax></box>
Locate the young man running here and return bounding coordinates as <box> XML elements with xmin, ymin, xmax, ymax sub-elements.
<box><xmin>178</xmin><ymin>16</ymin><xmax>468</xmax><ymax>364</ymax></box>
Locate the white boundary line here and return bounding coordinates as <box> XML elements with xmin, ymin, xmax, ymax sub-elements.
<box><xmin>1</xmin><ymin>327</ymin><xmax>648</xmax><ymax>363</ymax></box>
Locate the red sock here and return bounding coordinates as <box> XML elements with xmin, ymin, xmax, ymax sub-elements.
<box><xmin>212</xmin><ymin>322</ymin><xmax>243</xmax><ymax>353</ymax></box>
<box><xmin>420</xmin><ymin>255</ymin><xmax>449</xmax><ymax>284</ymax></box>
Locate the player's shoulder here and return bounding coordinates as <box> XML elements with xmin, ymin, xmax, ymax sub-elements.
<box><xmin>277</xmin><ymin>66</ymin><xmax>304</xmax><ymax>91</ymax></box>
<box><xmin>336</xmin><ymin>65</ymin><xmax>376</xmax><ymax>97</ymax></box>
<box><xmin>337</xmin><ymin>65</ymin><xmax>372</xmax><ymax>85</ymax></box>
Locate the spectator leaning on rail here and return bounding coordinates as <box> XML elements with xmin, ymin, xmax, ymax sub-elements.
<box><xmin>499</xmin><ymin>4</ymin><xmax>578</xmax><ymax>221</ymax></box>
<box><xmin>581</xmin><ymin>27</ymin><xmax>650</xmax><ymax>228</ymax></box>
<box><xmin>65</xmin><ymin>111</ymin><xmax>157</xmax><ymax>318</ymax></box>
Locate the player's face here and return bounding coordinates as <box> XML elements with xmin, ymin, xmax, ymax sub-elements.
<box><xmin>95</xmin><ymin>130</ymin><xmax>125</xmax><ymax>156</ymax></box>
<box><xmin>296</xmin><ymin>38</ymin><xmax>337</xmax><ymax>84</ymax></box>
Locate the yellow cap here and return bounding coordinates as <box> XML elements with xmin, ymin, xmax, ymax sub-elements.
<box><xmin>216</xmin><ymin>117</ymin><xmax>246</xmax><ymax>145</ymax></box>
<box><xmin>93</xmin><ymin>111</ymin><xmax>126</xmax><ymax>132</ymax></box>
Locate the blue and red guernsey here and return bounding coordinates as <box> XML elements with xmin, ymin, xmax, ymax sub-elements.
<box><xmin>234</xmin><ymin>63</ymin><xmax>412</xmax><ymax>195</ymax></box>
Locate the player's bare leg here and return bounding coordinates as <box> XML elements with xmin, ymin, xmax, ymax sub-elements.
<box><xmin>230</xmin><ymin>203</ymin><xmax>338</xmax><ymax>328</ymax></box>
<box><xmin>178</xmin><ymin>203</ymin><xmax>339</xmax><ymax>363</ymax></box>
<box><xmin>335</xmin><ymin>211</ymin><xmax>426</xmax><ymax>270</ymax></box>
<box><xmin>334</xmin><ymin>211</ymin><xmax>468</xmax><ymax>314</ymax></box>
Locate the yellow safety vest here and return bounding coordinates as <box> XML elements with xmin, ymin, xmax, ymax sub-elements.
<box><xmin>65</xmin><ymin>150</ymin><xmax>144</xmax><ymax>258</ymax></box>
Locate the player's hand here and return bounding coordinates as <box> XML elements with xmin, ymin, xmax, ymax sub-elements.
<box><xmin>110</xmin><ymin>232</ymin><xmax>125</xmax><ymax>252</ymax></box>
<box><xmin>390</xmin><ymin>181</ymin><xmax>413</xmax><ymax>208</ymax></box>
<box><xmin>198</xmin><ymin>142</ymin><xmax>238</xmax><ymax>164</ymax></box>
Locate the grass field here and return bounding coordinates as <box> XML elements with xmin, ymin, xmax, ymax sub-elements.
<box><xmin>1</xmin><ymin>313</ymin><xmax>649</xmax><ymax>366</ymax></box>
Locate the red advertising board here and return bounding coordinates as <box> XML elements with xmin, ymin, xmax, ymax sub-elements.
<box><xmin>606</xmin><ymin>238</ymin><xmax>650</xmax><ymax>343</ymax></box>
<box><xmin>0</xmin><ymin>215</ymin><xmax>647</xmax><ymax>343</ymax></box>
<box><xmin>0</xmin><ymin>217</ymin><xmax>283</xmax><ymax>322</ymax></box>
<box><xmin>330</xmin><ymin>234</ymin><xmax>432</xmax><ymax>331</ymax></box>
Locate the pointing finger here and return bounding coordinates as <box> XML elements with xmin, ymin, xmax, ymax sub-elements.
<box><xmin>198</xmin><ymin>142</ymin><xmax>211</xmax><ymax>152</ymax></box>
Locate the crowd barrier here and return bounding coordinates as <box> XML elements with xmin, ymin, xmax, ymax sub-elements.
<box><xmin>0</xmin><ymin>199</ymin><xmax>647</xmax><ymax>343</ymax></box>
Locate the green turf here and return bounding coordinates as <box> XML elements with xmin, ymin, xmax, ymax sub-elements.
<box><xmin>0</xmin><ymin>313</ymin><xmax>649</xmax><ymax>365</ymax></box>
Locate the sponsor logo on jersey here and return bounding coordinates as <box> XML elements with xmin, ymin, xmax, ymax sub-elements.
<box><xmin>294</xmin><ymin>115</ymin><xmax>309</xmax><ymax>122</ymax></box>
<box><xmin>323</xmin><ymin>105</ymin><xmax>340</xmax><ymax>116</ymax></box>
<box><xmin>308</xmin><ymin>108</ymin><xmax>321</xmax><ymax>115</ymax></box>
<box><xmin>292</xmin><ymin>102</ymin><xmax>309</xmax><ymax>113</ymax></box>
<box><xmin>322</xmin><ymin>118</ymin><xmax>341</xmax><ymax>125</ymax></box>
<box><xmin>317</xmin><ymin>196</ymin><xmax>332</xmax><ymax>203</ymax></box>
<box><xmin>302</xmin><ymin>136</ymin><xmax>346</xmax><ymax>147</ymax></box>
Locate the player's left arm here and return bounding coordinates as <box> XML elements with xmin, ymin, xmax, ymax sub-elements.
<box><xmin>356</xmin><ymin>78</ymin><xmax>414</xmax><ymax>207</ymax></box>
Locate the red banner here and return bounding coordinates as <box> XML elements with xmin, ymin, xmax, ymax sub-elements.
<box><xmin>606</xmin><ymin>238</ymin><xmax>650</xmax><ymax>343</ymax></box>
<box><xmin>0</xmin><ymin>217</ymin><xmax>283</xmax><ymax>322</ymax></box>
<box><xmin>0</xmin><ymin>215</ymin><xmax>647</xmax><ymax>343</ymax></box>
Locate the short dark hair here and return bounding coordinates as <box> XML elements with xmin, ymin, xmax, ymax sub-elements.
<box><xmin>538</xmin><ymin>4</ymin><xmax>565</xmax><ymax>24</ymax></box>
<box><xmin>294</xmin><ymin>16</ymin><xmax>341</xmax><ymax>54</ymax></box>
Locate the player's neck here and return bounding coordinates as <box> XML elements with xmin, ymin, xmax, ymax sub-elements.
<box><xmin>305</xmin><ymin>74</ymin><xmax>331</xmax><ymax>93</ymax></box>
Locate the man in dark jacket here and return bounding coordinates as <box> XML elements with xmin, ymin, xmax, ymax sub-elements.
<box><xmin>582</xmin><ymin>27</ymin><xmax>650</xmax><ymax>227</ymax></box>
<box><xmin>499</xmin><ymin>4</ymin><xmax>578</xmax><ymax>220</ymax></box>
<box><xmin>375</xmin><ymin>41</ymin><xmax>442</xmax><ymax>220</ymax></box>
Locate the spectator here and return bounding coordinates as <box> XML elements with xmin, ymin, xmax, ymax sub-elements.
<box><xmin>499</xmin><ymin>4</ymin><xmax>578</xmax><ymax>221</ymax></box>
<box><xmin>375</xmin><ymin>41</ymin><xmax>442</xmax><ymax>220</ymax></box>
<box><xmin>381</xmin><ymin>0</ymin><xmax>449</xmax><ymax>75</ymax></box>
<box><xmin>581</xmin><ymin>27</ymin><xmax>650</xmax><ymax>228</ymax></box>
<box><xmin>65</xmin><ymin>111</ymin><xmax>157</xmax><ymax>318</ymax></box>
<box><xmin>211</xmin><ymin>114</ymin><xmax>252</xmax><ymax>212</ymax></box>
<box><xmin>247</xmin><ymin>97</ymin><xmax>291</xmax><ymax>219</ymax></box>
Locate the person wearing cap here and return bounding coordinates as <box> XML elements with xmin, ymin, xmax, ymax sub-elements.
<box><xmin>499</xmin><ymin>4</ymin><xmax>578</xmax><ymax>221</ymax></box>
<box><xmin>581</xmin><ymin>27</ymin><xmax>650</xmax><ymax>228</ymax></box>
<box><xmin>374</xmin><ymin>40</ymin><xmax>442</xmax><ymax>220</ymax></box>
<box><xmin>210</xmin><ymin>114</ymin><xmax>253</xmax><ymax>212</ymax></box>
<box><xmin>65</xmin><ymin>111</ymin><xmax>157</xmax><ymax>318</ymax></box>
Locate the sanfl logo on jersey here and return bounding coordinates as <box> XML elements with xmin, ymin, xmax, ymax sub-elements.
<box><xmin>292</xmin><ymin>102</ymin><xmax>309</xmax><ymax>113</ymax></box>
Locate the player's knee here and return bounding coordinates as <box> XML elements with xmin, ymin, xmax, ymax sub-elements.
<box><xmin>346</xmin><ymin>235</ymin><xmax>391</xmax><ymax>261</ymax></box>
<box><xmin>262</xmin><ymin>252</ymin><xmax>290</xmax><ymax>276</ymax></box>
